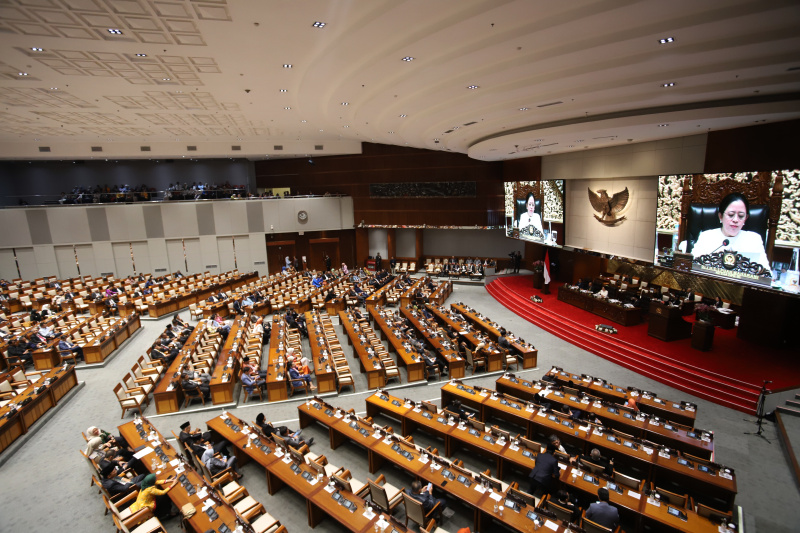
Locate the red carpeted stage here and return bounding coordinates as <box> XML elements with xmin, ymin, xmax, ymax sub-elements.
<box><xmin>487</xmin><ymin>275</ymin><xmax>800</xmax><ymax>414</ymax></box>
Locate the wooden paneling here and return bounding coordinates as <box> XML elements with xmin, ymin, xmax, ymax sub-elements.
<box><xmin>705</xmin><ymin>119</ymin><xmax>800</xmax><ymax>173</ymax></box>
<box><xmin>265</xmin><ymin>230</ymin><xmax>356</xmax><ymax>273</ymax></box>
<box><xmin>255</xmin><ymin>143</ymin><xmax>505</xmax><ymax>226</ymax></box>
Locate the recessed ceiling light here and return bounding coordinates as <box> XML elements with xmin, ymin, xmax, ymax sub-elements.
<box><xmin>658</xmin><ymin>123</ymin><xmax>669</xmax><ymax>127</ymax></box>
<box><xmin>301</xmin><ymin>120</ymin><xmax>307</xmax><ymax>123</ymax></box>
<box><xmin>576</xmin><ymin>139</ymin><xmax>584</xmax><ymax>142</ymax></box>
<box><xmin>388</xmin><ymin>131</ymin><xmax>394</xmax><ymax>134</ymax></box>
<box><xmin>402</xmin><ymin>56</ymin><xmax>414</xmax><ymax>62</ymax></box>
<box><xmin>319</xmin><ymin>129</ymin><xmax>323</xmax><ymax>132</ymax></box>
<box><xmin>467</xmin><ymin>85</ymin><xmax>479</xmax><ymax>90</ymax></box>
<box><xmin>31</xmin><ymin>47</ymin><xmax>43</xmax><ymax>52</ymax></box>
<box><xmin>312</xmin><ymin>21</ymin><xmax>326</xmax><ymax>28</ymax></box>
<box><xmin>662</xmin><ymin>82</ymin><xmax>675</xmax><ymax>87</ymax></box>
<box><xmin>434</xmin><ymin>138</ymin><xmax>439</xmax><ymax>141</ymax></box>
<box><xmin>343</xmin><ymin>125</ymin><xmax>349</xmax><ymax>128</ymax></box>
<box><xmin>567</xmin><ymin>145</ymin><xmax>575</xmax><ymax>147</ymax></box>
<box><xmin>279</xmin><ymin>89</ymin><xmax>287</xmax><ymax>92</ymax></box>
<box><xmin>107</xmin><ymin>28</ymin><xmax>122</xmax><ymax>34</ymax></box>
<box><xmin>284</xmin><ymin>106</ymin><xmax>291</xmax><ymax>110</ymax></box>
<box><xmin>283</xmin><ymin>64</ymin><xmax>293</xmax><ymax>68</ymax></box>
<box><xmin>162</xmin><ymin>78</ymin><xmax>170</xmax><ymax>81</ymax></box>
<box><xmin>341</xmin><ymin>102</ymin><xmax>348</xmax><ymax>106</ymax></box>
<box><xmin>18</xmin><ymin>72</ymin><xmax>28</xmax><ymax>76</ymax></box>
<box><xmin>659</xmin><ymin>37</ymin><xmax>675</xmax><ymax>44</ymax></box>
<box><xmin>50</xmin><ymin>87</ymin><xmax>58</xmax><ymax>90</ymax></box>
<box><xmin>399</xmin><ymin>114</ymin><xmax>406</xmax><ymax>118</ymax></box>
<box><xmin>519</xmin><ymin>107</ymin><xmax>528</xmax><ymax>111</ymax></box>
<box><xmin>136</xmin><ymin>53</ymin><xmax>146</xmax><ymax>57</ymax></box>
<box><xmin>176</xmin><ymin>90</ymin><xmax>183</xmax><ymax>93</ymax></box>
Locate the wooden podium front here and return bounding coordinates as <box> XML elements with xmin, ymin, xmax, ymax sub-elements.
<box><xmin>647</xmin><ymin>300</ymin><xmax>692</xmax><ymax>341</ymax></box>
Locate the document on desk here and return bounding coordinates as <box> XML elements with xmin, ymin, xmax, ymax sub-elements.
<box><xmin>544</xmin><ymin>520</ymin><xmax>559</xmax><ymax>531</ymax></box>
<box><xmin>628</xmin><ymin>490</ymin><xmax>641</xmax><ymax>499</ymax></box>
<box><xmin>474</xmin><ymin>484</ymin><xmax>486</xmax><ymax>494</ymax></box>
<box><xmin>489</xmin><ymin>491</ymin><xmax>503</xmax><ymax>502</ymax></box>
<box><xmin>133</xmin><ymin>446</ymin><xmax>154</xmax><ymax>459</ymax></box>
<box><xmin>169</xmin><ymin>458</ymin><xmax>180</xmax><ymax>467</ymax></box>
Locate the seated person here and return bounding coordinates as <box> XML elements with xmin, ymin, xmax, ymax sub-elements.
<box><xmin>181</xmin><ymin>371</ymin><xmax>210</xmax><ymax>401</ymax></box>
<box><xmin>519</xmin><ymin>192</ymin><xmax>544</xmax><ymax>238</ymax></box>
<box><xmin>571</xmin><ymin>448</ymin><xmax>614</xmax><ymax>476</ymax></box>
<box><xmin>585</xmin><ymin>488</ymin><xmax>620</xmax><ymax>529</ymax></box>
<box><xmin>255</xmin><ymin>413</ymin><xmax>313</xmax><ymax>447</ymax></box>
<box><xmin>422</xmin><ymin>349</ymin><xmax>446</xmax><ymax>375</ymax></box>
<box><xmin>597</xmin><ymin>286</ymin><xmax>609</xmax><ymax>298</ymax></box>
<box><xmin>179</xmin><ymin>421</ymin><xmax>229</xmax><ymax>458</ymax></box>
<box><xmin>446</xmin><ymin>399</ymin><xmax>473</xmax><ymax>421</ymax></box>
<box><xmin>407</xmin><ymin>480</ymin><xmax>447</xmax><ymax>520</ymax></box>
<box><xmin>201</xmin><ymin>442</ymin><xmax>241</xmax><ymax>478</ymax></box>
<box><xmin>241</xmin><ymin>369</ymin><xmax>266</xmax><ymax>394</ymax></box>
<box><xmin>298</xmin><ymin>357</ymin><xmax>312</xmax><ymax>375</ymax></box>
<box><xmin>128</xmin><ymin>474</ymin><xmax>179</xmax><ymax>520</ymax></box>
<box><xmin>554</xmin><ymin>489</ymin><xmax>581</xmax><ymax>523</ymax></box>
<box><xmin>99</xmin><ymin>462</ymin><xmax>147</xmax><ymax>497</ymax></box>
<box><xmin>243</xmin><ymin>357</ymin><xmax>267</xmax><ymax>378</ymax></box>
<box><xmin>288</xmin><ymin>361</ymin><xmax>317</xmax><ymax>390</ymax></box>
<box><xmin>691</xmin><ymin>192</ymin><xmax>771</xmax><ymax>272</ymax></box>
<box><xmin>58</xmin><ymin>334</ymin><xmax>84</xmax><ymax>361</ymax></box>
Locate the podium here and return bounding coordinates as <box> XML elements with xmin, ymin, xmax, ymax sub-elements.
<box><xmin>647</xmin><ymin>300</ymin><xmax>692</xmax><ymax>341</ymax></box>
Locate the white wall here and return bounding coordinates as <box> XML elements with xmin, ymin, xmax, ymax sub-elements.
<box><xmin>368</xmin><ymin>229</ymin><xmax>388</xmax><ymax>259</ymax></box>
<box><xmin>396</xmin><ymin>229</ymin><xmax>416</xmax><ymax>258</ymax></box>
<box><xmin>0</xmin><ymin>197</ymin><xmax>353</xmax><ymax>279</ymax></box>
<box><xmin>565</xmin><ymin>177</ymin><xmax>657</xmax><ymax>262</ymax></box>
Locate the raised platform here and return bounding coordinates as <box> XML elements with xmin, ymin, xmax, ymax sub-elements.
<box><xmin>487</xmin><ymin>276</ymin><xmax>800</xmax><ymax>414</ymax></box>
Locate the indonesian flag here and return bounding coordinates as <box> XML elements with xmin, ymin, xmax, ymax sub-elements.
<box><xmin>543</xmin><ymin>250</ymin><xmax>552</xmax><ymax>285</ymax></box>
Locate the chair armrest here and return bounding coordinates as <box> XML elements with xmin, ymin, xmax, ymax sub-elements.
<box><xmin>134</xmin><ymin>377</ymin><xmax>155</xmax><ymax>385</ymax></box>
<box><xmin>122</xmin><ymin>507</ymin><xmax>154</xmax><ymax>529</ymax></box>
<box><xmin>124</xmin><ymin>387</ymin><xmax>146</xmax><ymax>395</ymax></box>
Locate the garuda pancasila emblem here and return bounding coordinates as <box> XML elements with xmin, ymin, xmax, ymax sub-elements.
<box><xmin>588</xmin><ymin>187</ymin><xmax>629</xmax><ymax>226</ymax></box>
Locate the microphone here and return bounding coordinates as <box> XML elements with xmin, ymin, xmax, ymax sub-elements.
<box><xmin>711</xmin><ymin>239</ymin><xmax>730</xmax><ymax>254</ymax></box>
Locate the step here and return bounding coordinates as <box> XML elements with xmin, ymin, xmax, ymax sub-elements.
<box><xmin>486</xmin><ymin>279</ymin><xmax>759</xmax><ymax>414</ymax></box>
<box><xmin>776</xmin><ymin>405</ymin><xmax>800</xmax><ymax>417</ymax></box>
<box><xmin>786</xmin><ymin>399</ymin><xmax>800</xmax><ymax>410</ymax></box>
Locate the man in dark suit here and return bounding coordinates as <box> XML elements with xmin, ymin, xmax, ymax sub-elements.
<box><xmin>572</xmin><ymin>448</ymin><xmax>614</xmax><ymax>476</ymax></box>
<box><xmin>585</xmin><ymin>488</ymin><xmax>620</xmax><ymax>529</ymax></box>
<box><xmin>528</xmin><ymin>442</ymin><xmax>560</xmax><ymax>496</ymax></box>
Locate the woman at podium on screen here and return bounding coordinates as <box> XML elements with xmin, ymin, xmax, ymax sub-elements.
<box><xmin>519</xmin><ymin>192</ymin><xmax>544</xmax><ymax>238</ymax></box>
<box><xmin>691</xmin><ymin>193</ymin><xmax>771</xmax><ymax>272</ymax></box>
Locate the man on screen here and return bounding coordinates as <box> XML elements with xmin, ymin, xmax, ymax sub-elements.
<box><xmin>518</xmin><ymin>192</ymin><xmax>545</xmax><ymax>239</ymax></box>
<box><xmin>691</xmin><ymin>192</ymin><xmax>771</xmax><ymax>273</ymax></box>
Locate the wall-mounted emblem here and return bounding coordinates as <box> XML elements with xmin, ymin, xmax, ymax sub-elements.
<box><xmin>588</xmin><ymin>187</ymin><xmax>629</xmax><ymax>226</ymax></box>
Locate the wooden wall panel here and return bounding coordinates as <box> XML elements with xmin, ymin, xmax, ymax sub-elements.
<box><xmin>704</xmin><ymin>119</ymin><xmax>800</xmax><ymax>173</ymax></box>
<box><xmin>265</xmin><ymin>230</ymin><xmax>356</xmax><ymax>273</ymax></box>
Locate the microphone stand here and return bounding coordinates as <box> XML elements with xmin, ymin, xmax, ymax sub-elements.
<box><xmin>744</xmin><ymin>380</ymin><xmax>771</xmax><ymax>444</ymax></box>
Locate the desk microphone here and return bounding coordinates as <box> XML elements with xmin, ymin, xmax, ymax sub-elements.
<box><xmin>711</xmin><ymin>239</ymin><xmax>730</xmax><ymax>254</ymax></box>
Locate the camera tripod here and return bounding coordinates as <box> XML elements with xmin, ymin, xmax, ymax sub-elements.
<box><xmin>744</xmin><ymin>380</ymin><xmax>771</xmax><ymax>443</ymax></box>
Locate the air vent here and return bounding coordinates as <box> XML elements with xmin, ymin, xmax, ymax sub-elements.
<box><xmin>101</xmin><ymin>272</ymin><xmax>114</xmax><ymax>276</ymax></box>
<box><xmin>463</xmin><ymin>121</ymin><xmax>477</xmax><ymax>126</ymax></box>
<box><xmin>140</xmin><ymin>146</ymin><xmax>151</xmax><ymax>152</ymax></box>
<box><xmin>154</xmin><ymin>268</ymin><xmax>167</xmax><ymax>273</ymax></box>
<box><xmin>38</xmin><ymin>146</ymin><xmax>50</xmax><ymax>152</ymax></box>
<box><xmin>274</xmin><ymin>145</ymin><xmax>283</xmax><ymax>150</ymax></box>
<box><xmin>187</xmin><ymin>146</ymin><xmax>197</xmax><ymax>151</ymax></box>
<box><xmin>91</xmin><ymin>146</ymin><xmax>102</xmax><ymax>152</ymax></box>
<box><xmin>206</xmin><ymin>264</ymin><xmax>218</xmax><ymax>268</ymax></box>
<box><xmin>443</xmin><ymin>129</ymin><xmax>454</xmax><ymax>134</ymax></box>
<box><xmin>314</xmin><ymin>145</ymin><xmax>323</xmax><ymax>150</ymax></box>
<box><xmin>254</xmin><ymin>261</ymin><xmax>265</xmax><ymax>265</ymax></box>
<box><xmin>231</xmin><ymin>145</ymin><xmax>241</xmax><ymax>151</ymax></box>
<box><xmin>537</xmin><ymin>101</ymin><xmax>563</xmax><ymax>108</ymax></box>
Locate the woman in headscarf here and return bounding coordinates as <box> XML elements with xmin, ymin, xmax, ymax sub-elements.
<box><xmin>129</xmin><ymin>474</ymin><xmax>178</xmax><ymax>519</ymax></box>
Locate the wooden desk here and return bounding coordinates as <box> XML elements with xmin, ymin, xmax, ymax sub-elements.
<box><xmin>649</xmin><ymin>300</ymin><xmax>692</xmax><ymax>341</ymax></box>
<box><xmin>265</xmin><ymin>316</ymin><xmax>288</xmax><ymax>402</ymax></box>
<box><xmin>305</xmin><ymin>312</ymin><xmax>337</xmax><ymax>394</ymax></box>
<box><xmin>558</xmin><ymin>286</ymin><xmax>643</xmax><ymax>326</ymax></box>
<box><xmin>339</xmin><ymin>311</ymin><xmax>386</xmax><ymax>389</ymax></box>
<box><xmin>426</xmin><ymin>304</ymin><xmax>504</xmax><ymax>371</ymax></box>
<box><xmin>152</xmin><ymin>322</ymin><xmax>208</xmax><ymax>413</ymax></box>
<box><xmin>400</xmin><ymin>305</ymin><xmax>465</xmax><ymax>379</ymax></box>
<box><xmin>545</xmin><ymin>368</ymin><xmax>697</xmax><ymax>427</ymax></box>
<box><xmin>118</xmin><ymin>418</ymin><xmax>240</xmax><ymax>533</ymax></box>
<box><xmin>451</xmin><ymin>303</ymin><xmax>538</xmax><ymax>369</ymax></box>
<box><xmin>208</xmin><ymin>317</ymin><xmax>245</xmax><ymax>405</ymax></box>
<box><xmin>368</xmin><ymin>306</ymin><xmax>425</xmax><ymax>383</ymax></box>
<box><xmin>0</xmin><ymin>365</ymin><xmax>77</xmax><ymax>454</ymax></box>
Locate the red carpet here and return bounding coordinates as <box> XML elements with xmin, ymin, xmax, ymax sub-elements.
<box><xmin>487</xmin><ymin>276</ymin><xmax>800</xmax><ymax>414</ymax></box>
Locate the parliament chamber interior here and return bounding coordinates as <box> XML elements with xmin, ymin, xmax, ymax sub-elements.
<box><xmin>1</xmin><ymin>2</ymin><xmax>799</xmax><ymax>533</ymax></box>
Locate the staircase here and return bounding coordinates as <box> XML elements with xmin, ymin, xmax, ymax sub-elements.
<box><xmin>486</xmin><ymin>278</ymin><xmax>762</xmax><ymax>414</ymax></box>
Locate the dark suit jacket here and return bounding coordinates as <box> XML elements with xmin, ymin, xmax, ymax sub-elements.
<box><xmin>586</xmin><ymin>501</ymin><xmax>619</xmax><ymax>529</ymax></box>
<box><xmin>528</xmin><ymin>451</ymin><xmax>560</xmax><ymax>489</ymax></box>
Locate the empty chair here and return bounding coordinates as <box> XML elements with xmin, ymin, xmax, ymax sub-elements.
<box><xmin>368</xmin><ymin>474</ymin><xmax>403</xmax><ymax>514</ymax></box>
<box><xmin>113</xmin><ymin>383</ymin><xmax>146</xmax><ymax>418</ymax></box>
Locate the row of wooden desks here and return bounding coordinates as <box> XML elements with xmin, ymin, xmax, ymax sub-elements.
<box><xmin>305</xmin><ymin>311</ymin><xmax>338</xmax><ymax>394</ymax></box>
<box><xmin>426</xmin><ymin>304</ymin><xmax>505</xmax><ymax>372</ymax></box>
<box><xmin>495</xmin><ymin>375</ymin><xmax>713</xmax><ymax>460</ymax></box>
<box><xmin>152</xmin><ymin>321</ymin><xmax>209</xmax><ymax>413</ymax></box>
<box><xmin>264</xmin><ymin>316</ymin><xmax>290</xmax><ymax>402</ymax></box>
<box><xmin>208</xmin><ymin>411</ymin><xmax>407</xmax><ymax>533</ymax></box>
<box><xmin>117</xmin><ymin>418</ymin><xmax>240</xmax><ymax>533</ymax></box>
<box><xmin>399</xmin><ymin>305</ymin><xmax>465</xmax><ymax>379</ymax></box>
<box><xmin>557</xmin><ymin>285</ymin><xmax>644</xmax><ymax>326</ymax></box>
<box><xmin>147</xmin><ymin>272</ymin><xmax>258</xmax><ymax>318</ymax></box>
<box><xmin>368</xmin><ymin>306</ymin><xmax>425</xmax><ymax>383</ymax></box>
<box><xmin>440</xmin><ymin>382</ymin><xmax>736</xmax><ymax>512</ymax></box>
<box><xmin>0</xmin><ymin>364</ymin><xmax>77</xmax><ymax>454</ymax></box>
<box><xmin>545</xmin><ymin>368</ymin><xmax>697</xmax><ymax>427</ymax></box>
<box><xmin>339</xmin><ymin>310</ymin><xmax>387</xmax><ymax>390</ymax></box>
<box><xmin>450</xmin><ymin>303</ymin><xmax>538</xmax><ymax>369</ymax></box>
<box><xmin>208</xmin><ymin>317</ymin><xmax>248</xmax><ymax>405</ymax></box>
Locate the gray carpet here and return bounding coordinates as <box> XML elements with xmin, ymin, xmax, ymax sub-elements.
<box><xmin>0</xmin><ymin>282</ymin><xmax>796</xmax><ymax>532</ymax></box>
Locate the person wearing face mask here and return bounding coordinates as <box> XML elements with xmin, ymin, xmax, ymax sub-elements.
<box><xmin>691</xmin><ymin>192</ymin><xmax>771</xmax><ymax>272</ymax></box>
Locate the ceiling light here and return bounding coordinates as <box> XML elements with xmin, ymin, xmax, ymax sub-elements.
<box><xmin>399</xmin><ymin>114</ymin><xmax>406</xmax><ymax>117</ymax></box>
<box><xmin>567</xmin><ymin>145</ymin><xmax>575</xmax><ymax>148</ymax></box>
<box><xmin>284</xmin><ymin>106</ymin><xmax>291</xmax><ymax>110</ymax></box>
<box><xmin>31</xmin><ymin>47</ymin><xmax>43</xmax><ymax>52</ymax></box>
<box><xmin>662</xmin><ymin>82</ymin><xmax>675</xmax><ymax>87</ymax></box>
<box><xmin>279</xmin><ymin>89</ymin><xmax>287</xmax><ymax>92</ymax></box>
<box><xmin>176</xmin><ymin>90</ymin><xmax>182</xmax><ymax>93</ymax></box>
<box><xmin>467</xmin><ymin>85</ymin><xmax>479</xmax><ymax>90</ymax></box>
<box><xmin>659</xmin><ymin>37</ymin><xmax>675</xmax><ymax>44</ymax></box>
<box><xmin>658</xmin><ymin>123</ymin><xmax>669</xmax><ymax>127</ymax></box>
<box><xmin>402</xmin><ymin>56</ymin><xmax>414</xmax><ymax>62</ymax></box>
<box><xmin>576</xmin><ymin>139</ymin><xmax>584</xmax><ymax>142</ymax></box>
<box><xmin>301</xmin><ymin>120</ymin><xmax>307</xmax><ymax>123</ymax></box>
<box><xmin>283</xmin><ymin>64</ymin><xmax>293</xmax><ymax>68</ymax></box>
<box><xmin>162</xmin><ymin>78</ymin><xmax>170</xmax><ymax>81</ymax></box>
<box><xmin>519</xmin><ymin>107</ymin><xmax>528</xmax><ymax>111</ymax></box>
<box><xmin>312</xmin><ymin>21</ymin><xmax>326</xmax><ymax>28</ymax></box>
<box><xmin>50</xmin><ymin>87</ymin><xmax>58</xmax><ymax>90</ymax></box>
<box><xmin>341</xmin><ymin>102</ymin><xmax>348</xmax><ymax>106</ymax></box>
<box><xmin>107</xmin><ymin>28</ymin><xmax>122</xmax><ymax>34</ymax></box>
<box><xmin>343</xmin><ymin>125</ymin><xmax>349</xmax><ymax>128</ymax></box>
<box><xmin>319</xmin><ymin>129</ymin><xmax>323</xmax><ymax>132</ymax></box>
<box><xmin>388</xmin><ymin>131</ymin><xmax>394</xmax><ymax>134</ymax></box>
<box><xmin>18</xmin><ymin>72</ymin><xmax>28</xmax><ymax>76</ymax></box>
<box><xmin>136</xmin><ymin>53</ymin><xmax>146</xmax><ymax>57</ymax></box>
<box><xmin>434</xmin><ymin>138</ymin><xmax>439</xmax><ymax>141</ymax></box>
<box><xmin>534</xmin><ymin>139</ymin><xmax>543</xmax><ymax>142</ymax></box>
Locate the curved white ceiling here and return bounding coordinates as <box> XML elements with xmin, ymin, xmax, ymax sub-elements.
<box><xmin>0</xmin><ymin>0</ymin><xmax>798</xmax><ymax>161</ymax></box>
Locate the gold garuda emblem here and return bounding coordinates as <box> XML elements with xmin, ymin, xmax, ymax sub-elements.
<box><xmin>588</xmin><ymin>187</ymin><xmax>630</xmax><ymax>226</ymax></box>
